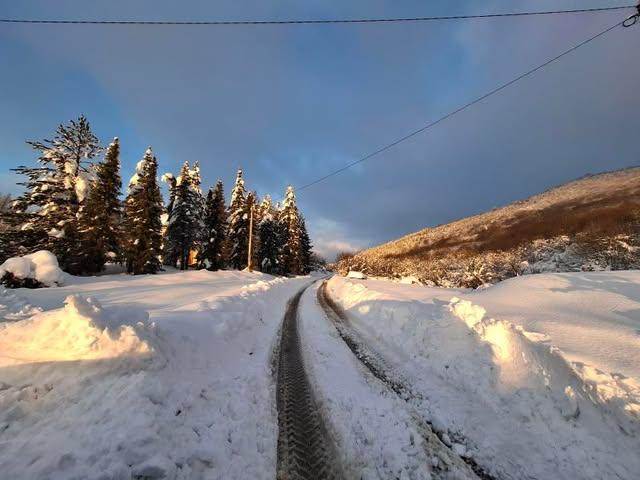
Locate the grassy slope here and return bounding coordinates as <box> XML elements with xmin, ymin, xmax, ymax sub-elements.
<box><xmin>340</xmin><ymin>167</ymin><xmax>640</xmax><ymax>282</ymax></box>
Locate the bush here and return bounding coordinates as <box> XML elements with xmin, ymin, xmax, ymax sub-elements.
<box><xmin>1</xmin><ymin>271</ymin><xmax>45</xmax><ymax>289</ymax></box>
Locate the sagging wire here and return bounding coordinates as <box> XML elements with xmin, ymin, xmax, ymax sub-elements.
<box><xmin>622</xmin><ymin>2</ymin><xmax>640</xmax><ymax>26</ymax></box>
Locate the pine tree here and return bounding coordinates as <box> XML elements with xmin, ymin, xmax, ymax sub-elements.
<box><xmin>78</xmin><ymin>137</ymin><xmax>123</xmax><ymax>273</ymax></box>
<box><xmin>246</xmin><ymin>191</ymin><xmax>259</xmax><ymax>269</ymax></box>
<box><xmin>257</xmin><ymin>196</ymin><xmax>280</xmax><ymax>274</ymax></box>
<box><xmin>161</xmin><ymin>172</ymin><xmax>178</xmax><ymax>267</ymax></box>
<box><xmin>298</xmin><ymin>215</ymin><xmax>313</xmax><ymax>274</ymax></box>
<box><xmin>199</xmin><ymin>180</ymin><xmax>227</xmax><ymax>270</ymax></box>
<box><xmin>165</xmin><ymin>161</ymin><xmax>205</xmax><ymax>270</ymax></box>
<box><xmin>188</xmin><ymin>161</ymin><xmax>206</xmax><ymax>264</ymax></box>
<box><xmin>9</xmin><ymin>116</ymin><xmax>100</xmax><ymax>273</ymax></box>
<box><xmin>226</xmin><ymin>169</ymin><xmax>249</xmax><ymax>270</ymax></box>
<box><xmin>280</xmin><ymin>185</ymin><xmax>304</xmax><ymax>275</ymax></box>
<box><xmin>123</xmin><ymin>148</ymin><xmax>164</xmax><ymax>275</ymax></box>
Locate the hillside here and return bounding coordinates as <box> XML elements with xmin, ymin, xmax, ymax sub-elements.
<box><xmin>337</xmin><ymin>167</ymin><xmax>640</xmax><ymax>287</ymax></box>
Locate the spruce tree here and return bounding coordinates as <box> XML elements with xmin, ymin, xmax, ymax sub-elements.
<box><xmin>188</xmin><ymin>161</ymin><xmax>206</xmax><ymax>264</ymax></box>
<box><xmin>165</xmin><ymin>161</ymin><xmax>205</xmax><ymax>270</ymax></box>
<box><xmin>10</xmin><ymin>115</ymin><xmax>100</xmax><ymax>273</ymax></box>
<box><xmin>246</xmin><ymin>191</ymin><xmax>259</xmax><ymax>269</ymax></box>
<box><xmin>280</xmin><ymin>185</ymin><xmax>303</xmax><ymax>275</ymax></box>
<box><xmin>298</xmin><ymin>215</ymin><xmax>313</xmax><ymax>274</ymax></box>
<box><xmin>78</xmin><ymin>137</ymin><xmax>123</xmax><ymax>273</ymax></box>
<box><xmin>161</xmin><ymin>172</ymin><xmax>178</xmax><ymax>267</ymax></box>
<box><xmin>226</xmin><ymin>169</ymin><xmax>249</xmax><ymax>270</ymax></box>
<box><xmin>257</xmin><ymin>196</ymin><xmax>280</xmax><ymax>274</ymax></box>
<box><xmin>123</xmin><ymin>148</ymin><xmax>164</xmax><ymax>275</ymax></box>
<box><xmin>199</xmin><ymin>180</ymin><xmax>227</xmax><ymax>270</ymax></box>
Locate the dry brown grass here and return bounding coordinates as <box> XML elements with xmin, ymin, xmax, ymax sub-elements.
<box><xmin>339</xmin><ymin>167</ymin><xmax>640</xmax><ymax>283</ymax></box>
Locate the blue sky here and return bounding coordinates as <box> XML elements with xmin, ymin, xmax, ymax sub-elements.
<box><xmin>1</xmin><ymin>0</ymin><xmax>639</xmax><ymax>259</ymax></box>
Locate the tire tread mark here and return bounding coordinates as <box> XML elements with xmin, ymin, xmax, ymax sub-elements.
<box><xmin>276</xmin><ymin>284</ymin><xmax>342</xmax><ymax>480</ymax></box>
<box><xmin>318</xmin><ymin>281</ymin><xmax>496</xmax><ymax>480</ymax></box>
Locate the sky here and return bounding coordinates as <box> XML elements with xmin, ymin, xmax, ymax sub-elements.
<box><xmin>1</xmin><ymin>0</ymin><xmax>639</xmax><ymax>260</ymax></box>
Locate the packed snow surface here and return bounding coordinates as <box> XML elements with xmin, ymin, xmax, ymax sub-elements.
<box><xmin>0</xmin><ymin>250</ymin><xmax>65</xmax><ymax>287</ymax></box>
<box><xmin>0</xmin><ymin>269</ymin><xmax>311</xmax><ymax>480</ymax></box>
<box><xmin>328</xmin><ymin>271</ymin><xmax>640</xmax><ymax>480</ymax></box>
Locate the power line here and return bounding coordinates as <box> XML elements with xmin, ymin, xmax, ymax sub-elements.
<box><xmin>0</xmin><ymin>5</ymin><xmax>635</xmax><ymax>26</ymax></box>
<box><xmin>295</xmin><ymin>18</ymin><xmax>626</xmax><ymax>194</ymax></box>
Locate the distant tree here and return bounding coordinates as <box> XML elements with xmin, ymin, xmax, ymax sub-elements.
<box><xmin>309</xmin><ymin>252</ymin><xmax>327</xmax><ymax>270</ymax></box>
<box><xmin>226</xmin><ymin>169</ymin><xmax>249</xmax><ymax>270</ymax></box>
<box><xmin>78</xmin><ymin>138</ymin><xmax>123</xmax><ymax>273</ymax></box>
<box><xmin>10</xmin><ymin>116</ymin><xmax>100</xmax><ymax>273</ymax></box>
<box><xmin>123</xmin><ymin>148</ymin><xmax>164</xmax><ymax>274</ymax></box>
<box><xmin>198</xmin><ymin>180</ymin><xmax>227</xmax><ymax>270</ymax></box>
<box><xmin>335</xmin><ymin>251</ymin><xmax>357</xmax><ymax>263</ymax></box>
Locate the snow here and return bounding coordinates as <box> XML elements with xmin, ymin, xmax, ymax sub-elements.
<box><xmin>0</xmin><ymin>295</ymin><xmax>153</xmax><ymax>366</ymax></box>
<box><xmin>3</xmin><ymin>263</ymin><xmax>638</xmax><ymax>479</ymax></box>
<box><xmin>299</xmin><ymin>283</ymin><xmax>471</xmax><ymax>479</ymax></box>
<box><xmin>0</xmin><ymin>270</ymin><xmax>310</xmax><ymax>480</ymax></box>
<box><xmin>346</xmin><ymin>270</ymin><xmax>366</xmax><ymax>279</ymax></box>
<box><xmin>328</xmin><ymin>272</ymin><xmax>640</xmax><ymax>480</ymax></box>
<box><xmin>0</xmin><ymin>251</ymin><xmax>65</xmax><ymax>287</ymax></box>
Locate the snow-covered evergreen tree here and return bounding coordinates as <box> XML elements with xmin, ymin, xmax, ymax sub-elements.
<box><xmin>298</xmin><ymin>215</ymin><xmax>313</xmax><ymax>274</ymax></box>
<box><xmin>226</xmin><ymin>169</ymin><xmax>249</xmax><ymax>270</ymax></box>
<box><xmin>164</xmin><ymin>161</ymin><xmax>205</xmax><ymax>270</ymax></box>
<box><xmin>78</xmin><ymin>137</ymin><xmax>122</xmax><ymax>273</ymax></box>
<box><xmin>189</xmin><ymin>161</ymin><xmax>206</xmax><ymax>261</ymax></box>
<box><xmin>123</xmin><ymin>148</ymin><xmax>164</xmax><ymax>275</ymax></box>
<box><xmin>162</xmin><ymin>173</ymin><xmax>177</xmax><ymax>219</ymax></box>
<box><xmin>257</xmin><ymin>196</ymin><xmax>280</xmax><ymax>274</ymax></box>
<box><xmin>199</xmin><ymin>180</ymin><xmax>227</xmax><ymax>270</ymax></box>
<box><xmin>9</xmin><ymin>116</ymin><xmax>100</xmax><ymax>273</ymax></box>
<box><xmin>280</xmin><ymin>185</ymin><xmax>304</xmax><ymax>275</ymax></box>
<box><xmin>245</xmin><ymin>191</ymin><xmax>260</xmax><ymax>269</ymax></box>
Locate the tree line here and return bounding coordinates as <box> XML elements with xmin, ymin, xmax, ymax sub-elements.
<box><xmin>0</xmin><ymin>116</ymin><xmax>314</xmax><ymax>276</ymax></box>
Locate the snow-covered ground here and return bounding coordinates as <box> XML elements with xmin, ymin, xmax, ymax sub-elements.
<box><xmin>2</xmin><ymin>267</ymin><xmax>639</xmax><ymax>479</ymax></box>
<box><xmin>298</xmin><ymin>283</ymin><xmax>473</xmax><ymax>480</ymax></box>
<box><xmin>0</xmin><ymin>270</ymin><xmax>310</xmax><ymax>480</ymax></box>
<box><xmin>327</xmin><ymin>271</ymin><xmax>640</xmax><ymax>480</ymax></box>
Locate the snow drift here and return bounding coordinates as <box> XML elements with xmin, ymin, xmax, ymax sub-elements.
<box><xmin>0</xmin><ymin>269</ymin><xmax>311</xmax><ymax>480</ymax></box>
<box><xmin>327</xmin><ymin>273</ymin><xmax>640</xmax><ymax>480</ymax></box>
<box><xmin>0</xmin><ymin>250</ymin><xmax>65</xmax><ymax>287</ymax></box>
<box><xmin>0</xmin><ymin>294</ymin><xmax>154</xmax><ymax>367</ymax></box>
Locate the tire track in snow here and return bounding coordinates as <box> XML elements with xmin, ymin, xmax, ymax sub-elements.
<box><xmin>318</xmin><ymin>280</ymin><xmax>495</xmax><ymax>480</ymax></box>
<box><xmin>275</xmin><ymin>282</ymin><xmax>342</xmax><ymax>480</ymax></box>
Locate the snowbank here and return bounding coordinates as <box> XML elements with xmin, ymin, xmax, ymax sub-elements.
<box><xmin>0</xmin><ymin>251</ymin><xmax>65</xmax><ymax>287</ymax></box>
<box><xmin>346</xmin><ymin>271</ymin><xmax>366</xmax><ymax>279</ymax></box>
<box><xmin>0</xmin><ymin>295</ymin><xmax>154</xmax><ymax>367</ymax></box>
<box><xmin>327</xmin><ymin>274</ymin><xmax>640</xmax><ymax>480</ymax></box>
<box><xmin>449</xmin><ymin>297</ymin><xmax>639</xmax><ymax>425</ymax></box>
<box><xmin>0</xmin><ymin>269</ymin><xmax>310</xmax><ymax>480</ymax></box>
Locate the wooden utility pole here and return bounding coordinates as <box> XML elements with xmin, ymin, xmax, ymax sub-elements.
<box><xmin>247</xmin><ymin>203</ymin><xmax>254</xmax><ymax>272</ymax></box>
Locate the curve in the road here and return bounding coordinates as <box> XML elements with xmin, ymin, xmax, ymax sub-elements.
<box><xmin>275</xmin><ymin>283</ymin><xmax>342</xmax><ymax>480</ymax></box>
